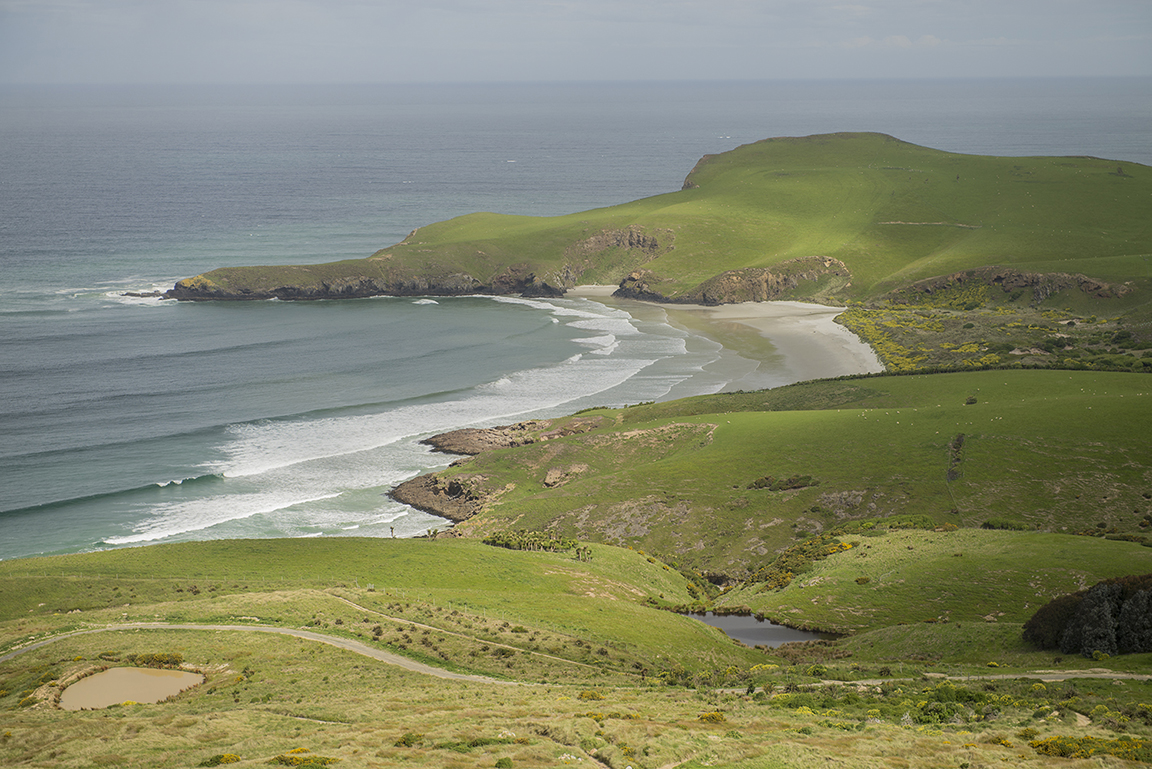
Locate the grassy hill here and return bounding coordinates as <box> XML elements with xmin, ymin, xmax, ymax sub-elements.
<box><xmin>169</xmin><ymin>133</ymin><xmax>1152</xmax><ymax>313</ymax></box>
<box><xmin>15</xmin><ymin>134</ymin><xmax>1152</xmax><ymax>766</ymax></box>
<box><xmin>4</xmin><ymin>536</ymin><xmax>1152</xmax><ymax>768</ymax></box>
<box><xmin>405</xmin><ymin>370</ymin><xmax>1152</xmax><ymax>576</ymax></box>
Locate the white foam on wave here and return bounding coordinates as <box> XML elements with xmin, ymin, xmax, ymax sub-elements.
<box><xmin>103</xmin><ymin>491</ymin><xmax>343</xmax><ymax>545</ymax></box>
<box><xmin>113</xmin><ymin>294</ymin><xmax>731</xmax><ymax>546</ymax></box>
<box><xmin>412</xmin><ymin>298</ymin><xmax>439</xmax><ymax>305</ymax></box>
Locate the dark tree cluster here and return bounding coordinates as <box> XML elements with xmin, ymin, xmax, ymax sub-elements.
<box><xmin>482</xmin><ymin>530</ymin><xmax>577</xmax><ymax>553</ymax></box>
<box><xmin>1023</xmin><ymin>574</ymin><xmax>1152</xmax><ymax>657</ymax></box>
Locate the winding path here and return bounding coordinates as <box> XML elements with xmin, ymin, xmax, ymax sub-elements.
<box><xmin>6</xmin><ymin>623</ymin><xmax>1147</xmax><ymax>691</ymax></box>
<box><xmin>0</xmin><ymin>623</ymin><xmax>516</xmax><ymax>684</ymax></box>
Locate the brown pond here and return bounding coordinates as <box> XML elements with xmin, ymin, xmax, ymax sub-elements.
<box><xmin>59</xmin><ymin>667</ymin><xmax>204</xmax><ymax>710</ymax></box>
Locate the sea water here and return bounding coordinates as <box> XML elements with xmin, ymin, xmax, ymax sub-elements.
<box><xmin>2</xmin><ymin>79</ymin><xmax>1150</xmax><ymax>560</ymax></box>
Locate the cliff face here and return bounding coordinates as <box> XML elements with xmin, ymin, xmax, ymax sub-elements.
<box><xmin>389</xmin><ymin>416</ymin><xmax>607</xmax><ymax>522</ymax></box>
<box><xmin>389</xmin><ymin>473</ymin><xmax>494</xmax><ymax>522</ymax></box>
<box><xmin>164</xmin><ymin>268</ymin><xmax>564</xmax><ymax>301</ymax></box>
<box><xmin>888</xmin><ymin>266</ymin><xmax>1131</xmax><ymax>304</ymax></box>
<box><xmin>158</xmin><ymin>133</ymin><xmax>1149</xmax><ymax>311</ymax></box>
<box><xmin>615</xmin><ymin>257</ymin><xmax>851</xmax><ymax>305</ymax></box>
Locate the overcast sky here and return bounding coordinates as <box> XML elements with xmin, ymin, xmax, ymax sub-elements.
<box><xmin>1</xmin><ymin>0</ymin><xmax>1149</xmax><ymax>84</ymax></box>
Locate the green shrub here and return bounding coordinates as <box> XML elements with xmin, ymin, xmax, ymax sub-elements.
<box><xmin>393</xmin><ymin>733</ymin><xmax>424</xmax><ymax>748</ymax></box>
<box><xmin>199</xmin><ymin>756</ymin><xmax>241</xmax><ymax>767</ymax></box>
<box><xmin>748</xmin><ymin>474</ymin><xmax>819</xmax><ymax>491</ymax></box>
<box><xmin>482</xmin><ymin>531</ymin><xmax>576</xmax><ymax>553</ymax></box>
<box><xmin>981</xmin><ymin>518</ymin><xmax>1030</xmax><ymax>531</ymax></box>
<box><xmin>267</xmin><ymin>754</ymin><xmax>340</xmax><ymax>766</ymax></box>
<box><xmin>495</xmin><ymin>759</ymin><xmax>513</xmax><ymax>769</ymax></box>
<box><xmin>1030</xmin><ymin>735</ymin><xmax>1152</xmax><ymax>761</ymax></box>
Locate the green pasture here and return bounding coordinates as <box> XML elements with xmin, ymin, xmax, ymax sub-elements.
<box><xmin>445</xmin><ymin>369</ymin><xmax>1152</xmax><ymax>572</ymax></box>
<box><xmin>0</xmin><ymin>538</ymin><xmax>770</xmax><ymax>679</ymax></box>
<box><xmin>718</xmin><ymin>529</ymin><xmax>1152</xmax><ymax>634</ymax></box>
<box><xmin>4</xmin><ymin>527</ymin><xmax>1152</xmax><ymax>767</ymax></box>
<box><xmin>186</xmin><ymin>133</ymin><xmax>1152</xmax><ymax>310</ymax></box>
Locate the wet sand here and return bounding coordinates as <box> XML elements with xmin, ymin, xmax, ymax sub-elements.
<box><xmin>568</xmin><ymin>286</ymin><xmax>883</xmax><ymax>388</ymax></box>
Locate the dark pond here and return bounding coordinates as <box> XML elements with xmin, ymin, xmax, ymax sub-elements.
<box><xmin>686</xmin><ymin>612</ymin><xmax>836</xmax><ymax>647</ymax></box>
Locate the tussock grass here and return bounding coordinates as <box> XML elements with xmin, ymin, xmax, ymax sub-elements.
<box><xmin>2</xmin><ymin>536</ymin><xmax>1152</xmax><ymax>767</ymax></box>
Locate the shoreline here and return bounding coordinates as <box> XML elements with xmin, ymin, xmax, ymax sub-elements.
<box><xmin>567</xmin><ymin>286</ymin><xmax>884</xmax><ymax>386</ymax></box>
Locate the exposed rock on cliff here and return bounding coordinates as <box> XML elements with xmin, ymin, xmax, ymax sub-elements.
<box><xmin>164</xmin><ymin>266</ymin><xmax>563</xmax><ymax>301</ymax></box>
<box><xmin>388</xmin><ymin>473</ymin><xmax>499</xmax><ymax>522</ymax></box>
<box><xmin>391</xmin><ymin>416</ymin><xmax>608</xmax><ymax>522</ymax></box>
<box><xmin>422</xmin><ymin>417</ymin><xmax>607</xmax><ymax>456</ymax></box>
<box><xmin>565</xmin><ymin>225</ymin><xmax>670</xmax><ymax>259</ymax></box>
<box><xmin>615</xmin><ymin>256</ymin><xmax>851</xmax><ymax>305</ymax></box>
<box><xmin>888</xmin><ymin>266</ymin><xmax>1131</xmax><ymax>305</ymax></box>
<box><xmin>423</xmin><ymin>421</ymin><xmax>551</xmax><ymax>456</ymax></box>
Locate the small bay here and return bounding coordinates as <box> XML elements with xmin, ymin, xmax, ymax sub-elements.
<box><xmin>1</xmin><ymin>79</ymin><xmax>1149</xmax><ymax>560</ymax></box>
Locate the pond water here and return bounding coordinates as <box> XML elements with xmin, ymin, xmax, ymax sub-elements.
<box><xmin>686</xmin><ymin>612</ymin><xmax>835</xmax><ymax>647</ymax></box>
<box><xmin>59</xmin><ymin>667</ymin><xmax>204</xmax><ymax>710</ymax></box>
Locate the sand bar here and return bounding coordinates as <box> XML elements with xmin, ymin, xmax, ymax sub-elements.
<box><xmin>567</xmin><ymin>286</ymin><xmax>884</xmax><ymax>388</ymax></box>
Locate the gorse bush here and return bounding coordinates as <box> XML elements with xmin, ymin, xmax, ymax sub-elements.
<box><xmin>1029</xmin><ymin>735</ymin><xmax>1152</xmax><ymax>761</ymax></box>
<box><xmin>751</xmin><ymin>533</ymin><xmax>853</xmax><ymax>590</ymax></box>
<box><xmin>124</xmin><ymin>652</ymin><xmax>184</xmax><ymax>668</ymax></box>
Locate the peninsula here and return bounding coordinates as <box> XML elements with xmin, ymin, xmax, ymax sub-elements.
<box><xmin>166</xmin><ymin>132</ymin><xmax>1149</xmax><ymax>315</ymax></box>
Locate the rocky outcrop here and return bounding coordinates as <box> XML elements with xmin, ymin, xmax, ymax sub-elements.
<box><xmin>391</xmin><ymin>416</ymin><xmax>607</xmax><ymax>522</ymax></box>
<box><xmin>164</xmin><ymin>267</ymin><xmax>563</xmax><ymax>301</ymax></box>
<box><xmin>615</xmin><ymin>256</ymin><xmax>851</xmax><ymax>305</ymax></box>
<box><xmin>388</xmin><ymin>473</ymin><xmax>495</xmax><ymax>522</ymax></box>
<box><xmin>423</xmin><ymin>421</ymin><xmax>552</xmax><ymax>455</ymax></box>
<box><xmin>422</xmin><ymin>416</ymin><xmax>606</xmax><ymax>456</ymax></box>
<box><xmin>543</xmin><ymin>464</ymin><xmax>589</xmax><ymax>488</ymax></box>
<box><xmin>565</xmin><ymin>225</ymin><xmax>669</xmax><ymax>258</ymax></box>
<box><xmin>889</xmin><ymin>266</ymin><xmax>1131</xmax><ymax>305</ymax></box>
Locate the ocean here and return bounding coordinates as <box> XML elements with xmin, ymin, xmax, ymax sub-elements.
<box><xmin>2</xmin><ymin>79</ymin><xmax>1150</xmax><ymax>561</ymax></box>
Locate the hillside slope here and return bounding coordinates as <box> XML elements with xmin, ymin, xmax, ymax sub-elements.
<box><xmin>167</xmin><ymin>133</ymin><xmax>1151</xmax><ymax>311</ymax></box>
<box><xmin>394</xmin><ymin>370</ymin><xmax>1152</xmax><ymax>575</ymax></box>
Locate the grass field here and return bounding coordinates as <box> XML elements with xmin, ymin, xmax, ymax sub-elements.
<box><xmin>428</xmin><ymin>369</ymin><xmax>1152</xmax><ymax>573</ymax></box>
<box><xmin>17</xmin><ymin>134</ymin><xmax>1152</xmax><ymax>766</ymax></box>
<box><xmin>5</xmin><ymin>370</ymin><xmax>1148</xmax><ymax>766</ymax></box>
<box><xmin>3</xmin><ymin>536</ymin><xmax>1152</xmax><ymax>768</ymax></box>
<box><xmin>177</xmin><ymin>133</ymin><xmax>1152</xmax><ymax>314</ymax></box>
<box><xmin>718</xmin><ymin>529</ymin><xmax>1152</xmax><ymax>634</ymax></box>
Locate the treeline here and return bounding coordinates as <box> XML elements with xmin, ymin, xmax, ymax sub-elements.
<box><xmin>482</xmin><ymin>530</ymin><xmax>577</xmax><ymax>553</ymax></box>
<box><xmin>1022</xmin><ymin>573</ymin><xmax>1152</xmax><ymax>657</ymax></box>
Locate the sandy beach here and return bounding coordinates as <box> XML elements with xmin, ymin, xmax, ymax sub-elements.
<box><xmin>567</xmin><ymin>285</ymin><xmax>884</xmax><ymax>389</ymax></box>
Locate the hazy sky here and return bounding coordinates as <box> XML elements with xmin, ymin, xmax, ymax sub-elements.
<box><xmin>1</xmin><ymin>0</ymin><xmax>1149</xmax><ymax>84</ymax></box>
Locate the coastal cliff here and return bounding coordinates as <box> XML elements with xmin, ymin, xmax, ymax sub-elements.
<box><xmin>163</xmin><ymin>132</ymin><xmax>1149</xmax><ymax>312</ymax></box>
<box><xmin>389</xmin><ymin>416</ymin><xmax>606</xmax><ymax>522</ymax></box>
<box><xmin>166</xmin><ymin>262</ymin><xmax>565</xmax><ymax>301</ymax></box>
